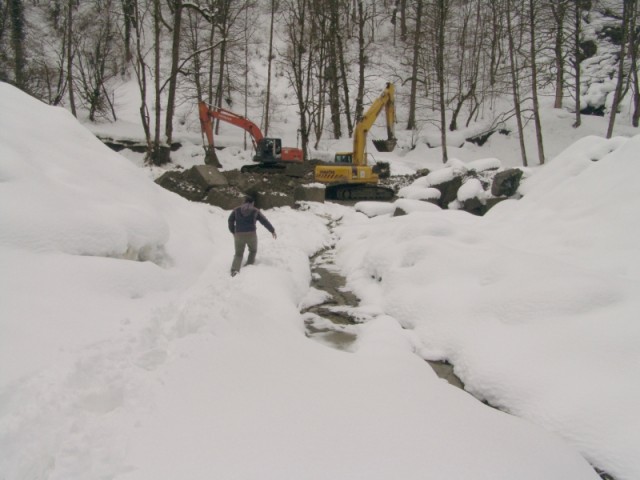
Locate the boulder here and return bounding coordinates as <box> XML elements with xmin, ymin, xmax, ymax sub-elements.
<box><xmin>252</xmin><ymin>190</ymin><xmax>296</xmax><ymax>209</ymax></box>
<box><xmin>491</xmin><ymin>169</ymin><xmax>523</xmax><ymax>197</ymax></box>
<box><xmin>155</xmin><ymin>171</ymin><xmax>206</xmax><ymax>202</ymax></box>
<box><xmin>184</xmin><ymin>165</ymin><xmax>228</xmax><ymax>190</ymax></box>
<box><xmin>485</xmin><ymin>197</ymin><xmax>507</xmax><ymax>213</ymax></box>
<box><xmin>204</xmin><ymin>187</ymin><xmax>244</xmax><ymax>210</ymax></box>
<box><xmin>461</xmin><ymin>196</ymin><xmax>486</xmax><ymax>216</ymax></box>
<box><xmin>432</xmin><ymin>175</ymin><xmax>463</xmax><ymax>208</ymax></box>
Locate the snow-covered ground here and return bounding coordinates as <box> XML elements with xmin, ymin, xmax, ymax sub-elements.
<box><xmin>1</xmin><ymin>79</ymin><xmax>639</xmax><ymax>480</ymax></box>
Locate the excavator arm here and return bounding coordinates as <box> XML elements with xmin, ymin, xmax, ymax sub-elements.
<box><xmin>198</xmin><ymin>101</ymin><xmax>264</xmax><ymax>151</ymax></box>
<box><xmin>352</xmin><ymin>82</ymin><xmax>397</xmax><ymax>165</ymax></box>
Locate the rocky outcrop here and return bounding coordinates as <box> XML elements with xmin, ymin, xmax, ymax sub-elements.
<box><xmin>155</xmin><ymin>170</ymin><xmax>207</xmax><ymax>202</ymax></box>
<box><xmin>155</xmin><ymin>162</ymin><xmax>322</xmax><ymax>210</ymax></box>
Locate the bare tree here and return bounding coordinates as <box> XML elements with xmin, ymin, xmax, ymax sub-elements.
<box><xmin>130</xmin><ymin>0</ymin><xmax>151</xmax><ymax>147</ymax></box>
<box><xmin>164</xmin><ymin>0</ymin><xmax>183</xmax><ymax>147</ymax></box>
<box><xmin>629</xmin><ymin>0</ymin><xmax>640</xmax><ymax>126</ymax></box>
<box><xmin>355</xmin><ymin>0</ymin><xmax>366</xmax><ymax>123</ymax></box>
<box><xmin>151</xmin><ymin>0</ymin><xmax>165</xmax><ymax>165</ymax></box>
<box><xmin>606</xmin><ymin>0</ymin><xmax>633</xmax><ymax>138</ymax></box>
<box><xmin>434</xmin><ymin>0</ymin><xmax>450</xmax><ymax>163</ymax></box>
<box><xmin>406</xmin><ymin>0</ymin><xmax>423</xmax><ymax>130</ymax></box>
<box><xmin>0</xmin><ymin>1</ymin><xmax>8</xmax><ymax>82</ymax></box>
<box><xmin>9</xmin><ymin>0</ymin><xmax>26</xmax><ymax>89</ymax></box>
<box><xmin>528</xmin><ymin>0</ymin><xmax>545</xmax><ymax>164</ymax></box>
<box><xmin>572</xmin><ymin>0</ymin><xmax>583</xmax><ymax>128</ymax></box>
<box><xmin>281</xmin><ymin>0</ymin><xmax>313</xmax><ymax>159</ymax></box>
<box><xmin>264</xmin><ymin>0</ymin><xmax>277</xmax><ymax>135</ymax></box>
<box><xmin>65</xmin><ymin>0</ymin><xmax>77</xmax><ymax>115</ymax></box>
<box><xmin>74</xmin><ymin>0</ymin><xmax>121</xmax><ymax>122</ymax></box>
<box><xmin>505</xmin><ymin>0</ymin><xmax>528</xmax><ymax>166</ymax></box>
<box><xmin>449</xmin><ymin>0</ymin><xmax>484</xmax><ymax>132</ymax></box>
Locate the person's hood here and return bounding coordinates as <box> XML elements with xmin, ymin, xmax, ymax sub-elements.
<box><xmin>239</xmin><ymin>202</ymin><xmax>255</xmax><ymax>216</ymax></box>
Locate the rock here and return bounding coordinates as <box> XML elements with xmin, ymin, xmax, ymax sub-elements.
<box><xmin>393</xmin><ymin>207</ymin><xmax>407</xmax><ymax>216</ymax></box>
<box><xmin>184</xmin><ymin>165</ymin><xmax>228</xmax><ymax>190</ymax></box>
<box><xmin>485</xmin><ymin>197</ymin><xmax>507</xmax><ymax>212</ymax></box>
<box><xmin>294</xmin><ymin>185</ymin><xmax>325</xmax><ymax>203</ymax></box>
<box><xmin>432</xmin><ymin>175</ymin><xmax>463</xmax><ymax>209</ymax></box>
<box><xmin>204</xmin><ymin>187</ymin><xmax>244</xmax><ymax>210</ymax></box>
<box><xmin>466</xmin><ymin>130</ymin><xmax>495</xmax><ymax>146</ymax></box>
<box><xmin>251</xmin><ymin>190</ymin><xmax>296</xmax><ymax>209</ymax></box>
<box><xmin>491</xmin><ymin>169</ymin><xmax>523</xmax><ymax>197</ymax></box>
<box><xmin>461</xmin><ymin>196</ymin><xmax>486</xmax><ymax>216</ymax></box>
<box><xmin>155</xmin><ymin>171</ymin><xmax>206</xmax><ymax>202</ymax></box>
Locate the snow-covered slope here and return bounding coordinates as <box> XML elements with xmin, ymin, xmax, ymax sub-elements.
<box><xmin>0</xmin><ymin>83</ymin><xmax>608</xmax><ymax>479</ymax></box>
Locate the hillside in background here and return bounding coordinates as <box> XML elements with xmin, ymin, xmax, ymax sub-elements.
<box><xmin>1</xmin><ymin>0</ymin><xmax>639</xmax><ymax>168</ymax></box>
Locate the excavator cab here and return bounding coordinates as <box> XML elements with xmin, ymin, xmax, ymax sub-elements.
<box><xmin>334</xmin><ymin>152</ymin><xmax>353</xmax><ymax>164</ymax></box>
<box><xmin>254</xmin><ymin>138</ymin><xmax>282</xmax><ymax>164</ymax></box>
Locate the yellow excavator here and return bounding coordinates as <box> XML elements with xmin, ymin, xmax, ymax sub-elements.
<box><xmin>314</xmin><ymin>82</ymin><xmax>397</xmax><ymax>201</ymax></box>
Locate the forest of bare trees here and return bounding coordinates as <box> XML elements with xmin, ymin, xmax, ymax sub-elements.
<box><xmin>0</xmin><ymin>0</ymin><xmax>638</xmax><ymax>166</ymax></box>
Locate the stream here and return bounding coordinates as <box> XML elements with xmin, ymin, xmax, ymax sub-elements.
<box><xmin>300</xmin><ymin>218</ymin><xmax>464</xmax><ymax>390</ymax></box>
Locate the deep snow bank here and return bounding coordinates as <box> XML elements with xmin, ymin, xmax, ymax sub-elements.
<box><xmin>335</xmin><ymin>135</ymin><xmax>640</xmax><ymax>480</ymax></box>
<box><xmin>0</xmin><ymin>83</ymin><xmax>601</xmax><ymax>480</ymax></box>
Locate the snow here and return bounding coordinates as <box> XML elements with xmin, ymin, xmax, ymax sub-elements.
<box><xmin>1</xmin><ymin>77</ymin><xmax>639</xmax><ymax>480</ymax></box>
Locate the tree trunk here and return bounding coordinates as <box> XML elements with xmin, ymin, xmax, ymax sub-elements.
<box><xmin>165</xmin><ymin>0</ymin><xmax>183</xmax><ymax>148</ymax></box>
<box><xmin>355</xmin><ymin>0</ymin><xmax>365</xmax><ymax>123</ymax></box>
<box><xmin>132</xmin><ymin>0</ymin><xmax>150</xmax><ymax>144</ymax></box>
<box><xmin>551</xmin><ymin>1</ymin><xmax>566</xmax><ymax>108</ymax></box>
<box><xmin>529</xmin><ymin>0</ymin><xmax>545</xmax><ymax>164</ymax></box>
<box><xmin>328</xmin><ymin>0</ymin><xmax>342</xmax><ymax>139</ymax></box>
<box><xmin>9</xmin><ymin>0</ymin><xmax>25</xmax><ymax>89</ymax></box>
<box><xmin>264</xmin><ymin>0</ymin><xmax>276</xmax><ymax>135</ymax></box>
<box><xmin>121</xmin><ymin>0</ymin><xmax>134</xmax><ymax>63</ymax></box>
<box><xmin>66</xmin><ymin>0</ymin><xmax>76</xmax><ymax>116</ymax></box>
<box><xmin>400</xmin><ymin>0</ymin><xmax>407</xmax><ymax>41</ymax></box>
<box><xmin>214</xmin><ymin>39</ymin><xmax>227</xmax><ymax>134</ymax></box>
<box><xmin>336</xmin><ymin>23</ymin><xmax>353</xmax><ymax>136</ymax></box>
<box><xmin>406</xmin><ymin>0</ymin><xmax>423</xmax><ymax>130</ymax></box>
<box><xmin>151</xmin><ymin>0</ymin><xmax>167</xmax><ymax>165</ymax></box>
<box><xmin>506</xmin><ymin>0</ymin><xmax>527</xmax><ymax>166</ymax></box>
<box><xmin>573</xmin><ymin>0</ymin><xmax>582</xmax><ymax>128</ymax></box>
<box><xmin>606</xmin><ymin>0</ymin><xmax>631</xmax><ymax>139</ymax></box>
<box><xmin>630</xmin><ymin>1</ymin><xmax>640</xmax><ymax>127</ymax></box>
<box><xmin>435</xmin><ymin>0</ymin><xmax>448</xmax><ymax>163</ymax></box>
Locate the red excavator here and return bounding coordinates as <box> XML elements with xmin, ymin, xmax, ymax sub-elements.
<box><xmin>198</xmin><ymin>101</ymin><xmax>304</xmax><ymax>174</ymax></box>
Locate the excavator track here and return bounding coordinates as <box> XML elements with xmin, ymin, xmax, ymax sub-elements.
<box><xmin>326</xmin><ymin>184</ymin><xmax>395</xmax><ymax>202</ymax></box>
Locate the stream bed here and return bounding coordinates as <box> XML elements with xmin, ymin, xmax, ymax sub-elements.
<box><xmin>301</xmin><ymin>244</ymin><xmax>464</xmax><ymax>390</ymax></box>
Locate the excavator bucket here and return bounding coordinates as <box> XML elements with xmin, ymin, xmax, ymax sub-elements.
<box><xmin>372</xmin><ymin>138</ymin><xmax>397</xmax><ymax>152</ymax></box>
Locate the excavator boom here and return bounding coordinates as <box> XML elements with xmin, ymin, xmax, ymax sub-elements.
<box><xmin>198</xmin><ymin>101</ymin><xmax>303</xmax><ymax>172</ymax></box>
<box><xmin>198</xmin><ymin>101</ymin><xmax>263</xmax><ymax>151</ymax></box>
<box><xmin>352</xmin><ymin>82</ymin><xmax>397</xmax><ymax>165</ymax></box>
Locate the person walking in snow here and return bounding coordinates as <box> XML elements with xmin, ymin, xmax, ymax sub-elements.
<box><xmin>228</xmin><ymin>195</ymin><xmax>277</xmax><ymax>276</ymax></box>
